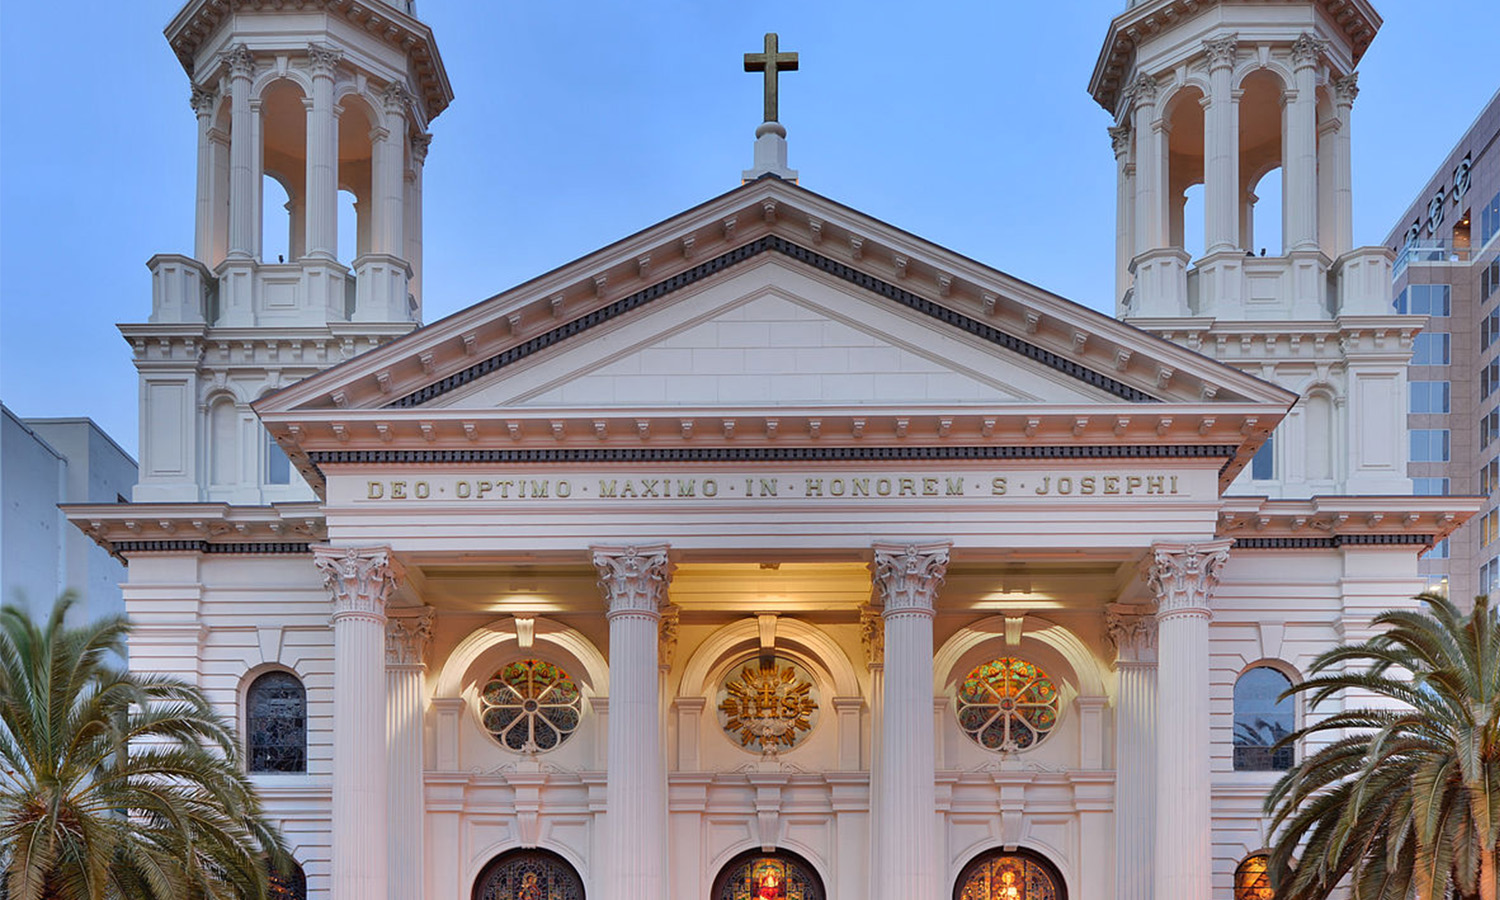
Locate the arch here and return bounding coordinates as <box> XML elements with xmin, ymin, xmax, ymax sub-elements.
<box><xmin>1233</xmin><ymin>852</ymin><xmax>1273</xmax><ymax>900</ymax></box>
<box><xmin>335</xmin><ymin>93</ymin><xmax>379</xmax><ymax>264</ymax></box>
<box><xmin>1300</xmin><ymin>386</ymin><xmax>1336</xmax><ymax>482</ymax></box>
<box><xmin>1230</xmin><ymin>59</ymin><xmax>1293</xmax><ymax>95</ymax></box>
<box><xmin>1233</xmin><ymin>663</ymin><xmax>1297</xmax><ymax>772</ymax></box>
<box><xmin>434</xmin><ymin>616</ymin><xmax>608</xmax><ymax>700</ymax></box>
<box><xmin>268</xmin><ymin>858</ymin><xmax>307</xmax><ymax>900</ymax></box>
<box><xmin>678</xmin><ymin>617</ymin><xmax>861</xmax><ymax>699</ymax></box>
<box><xmin>258</xmin><ymin>78</ymin><xmax>308</xmax><ymax>262</ymax></box>
<box><xmin>244</xmin><ymin>668</ymin><xmax>307</xmax><ymax>773</ymax></box>
<box><xmin>251</xmin><ymin>69</ymin><xmax>314</xmax><ymax>103</ymax></box>
<box><xmin>933</xmin><ymin>615</ymin><xmax>1107</xmax><ymax>700</ymax></box>
<box><xmin>208</xmin><ymin>395</ymin><xmax>240</xmax><ymax>487</ymax></box>
<box><xmin>951</xmin><ymin>845</ymin><xmax>1069</xmax><ymax>900</ymax></box>
<box><xmin>1161</xmin><ymin>84</ymin><xmax>1207</xmax><ymax>259</ymax></box>
<box><xmin>1239</xmin><ymin>68</ymin><xmax>1287</xmax><ymax>255</ymax></box>
<box><xmin>262</xmin><ymin>172</ymin><xmax>293</xmax><ymax>263</ymax></box>
<box><xmin>710</xmin><ymin>847</ymin><xmax>827</xmax><ymax>900</ymax></box>
<box><xmin>470</xmin><ymin>847</ymin><xmax>585</xmax><ymax>900</ymax></box>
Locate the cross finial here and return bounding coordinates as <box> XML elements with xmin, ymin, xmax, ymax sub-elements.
<box><xmin>744</xmin><ymin>32</ymin><xmax>798</xmax><ymax>124</ymax></box>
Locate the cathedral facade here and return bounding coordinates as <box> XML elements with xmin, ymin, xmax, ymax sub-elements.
<box><xmin>68</xmin><ymin>1</ymin><xmax>1469</xmax><ymax>899</ymax></box>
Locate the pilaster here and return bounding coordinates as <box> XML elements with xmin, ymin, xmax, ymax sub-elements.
<box><xmin>386</xmin><ymin>607</ymin><xmax>432</xmax><ymax>900</ymax></box>
<box><xmin>1107</xmin><ymin>602</ymin><xmax>1158</xmax><ymax>900</ymax></box>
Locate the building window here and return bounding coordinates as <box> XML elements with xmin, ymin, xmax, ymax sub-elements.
<box><xmin>1410</xmin><ymin>380</ymin><xmax>1451</xmax><ymax>414</ymax></box>
<box><xmin>1413</xmin><ymin>477</ymin><xmax>1450</xmax><ymax>496</ymax></box>
<box><xmin>1482</xmin><ymin>509</ymin><xmax>1499</xmax><ymax>547</ymax></box>
<box><xmin>1251</xmin><ymin>434</ymin><xmax>1275</xmax><ymax>480</ymax></box>
<box><xmin>1484</xmin><ymin>558</ymin><xmax>1500</xmax><ymax>596</ymax></box>
<box><xmin>1424</xmin><ymin>538</ymin><xmax>1451</xmax><ymax>560</ymax></box>
<box><xmin>1395</xmin><ymin>283</ymin><xmax>1451</xmax><ymax>316</ymax></box>
<box><xmin>1482</xmin><ymin>258</ymin><xmax>1500</xmax><ymax>302</ymax></box>
<box><xmin>473</xmin><ymin>849</ymin><xmax>584</xmax><ymax>900</ymax></box>
<box><xmin>1411</xmin><ymin>429</ymin><xmax>1450</xmax><ymax>462</ymax></box>
<box><xmin>713</xmin><ymin>850</ymin><xmax>826</xmax><ymax>900</ymax></box>
<box><xmin>480</xmin><ymin>659</ymin><xmax>583</xmax><ymax>753</ymax></box>
<box><xmin>1485</xmin><ymin>412</ymin><xmax>1500</xmax><ymax>451</ymax></box>
<box><xmin>1411</xmin><ymin>332</ymin><xmax>1450</xmax><ymax>366</ymax></box>
<box><xmin>954</xmin><ymin>849</ymin><xmax>1066</xmax><ymax>900</ymax></box>
<box><xmin>269</xmin><ymin>861</ymin><xmax>307</xmax><ymax>900</ymax></box>
<box><xmin>1233</xmin><ymin>666</ymin><xmax>1295</xmax><ymax>771</ymax></box>
<box><xmin>265</xmin><ymin>431</ymin><xmax>291</xmax><ymax>485</ymax></box>
<box><xmin>246</xmin><ymin>671</ymin><xmax>307</xmax><ymax>773</ymax></box>
<box><xmin>955</xmin><ymin>658</ymin><xmax>1061</xmax><ymax>752</ymax></box>
<box><xmin>1484</xmin><ymin>359</ymin><xmax>1500</xmax><ymax>398</ymax></box>
<box><xmin>1234</xmin><ymin>854</ymin><xmax>1273</xmax><ymax>900</ymax></box>
<box><xmin>1482</xmin><ymin>189</ymin><xmax>1500</xmax><ymax>246</ymax></box>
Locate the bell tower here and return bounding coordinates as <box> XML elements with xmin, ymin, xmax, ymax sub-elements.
<box><xmin>1093</xmin><ymin>0</ymin><xmax>1417</xmax><ymax>499</ymax></box>
<box><xmin>130</xmin><ymin>0</ymin><xmax>453</xmax><ymax>503</ymax></box>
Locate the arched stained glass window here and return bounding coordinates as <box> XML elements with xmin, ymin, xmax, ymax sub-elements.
<box><xmin>955</xmin><ymin>849</ymin><xmax>1066</xmax><ymax>900</ymax></box>
<box><xmin>472</xmin><ymin>849</ymin><xmax>584</xmax><ymax>900</ymax></box>
<box><xmin>956</xmin><ymin>658</ymin><xmax>1060</xmax><ymax>751</ymax></box>
<box><xmin>1233</xmin><ymin>667</ymin><xmax>1295</xmax><ymax>771</ymax></box>
<box><xmin>480</xmin><ymin>660</ymin><xmax>583</xmax><ymax>753</ymax></box>
<box><xmin>268</xmin><ymin>861</ymin><xmax>307</xmax><ymax>900</ymax></box>
<box><xmin>712</xmin><ymin>849</ymin><xmax>825</xmax><ymax>900</ymax></box>
<box><xmin>246</xmin><ymin>671</ymin><xmax>306</xmax><ymax>773</ymax></box>
<box><xmin>1234</xmin><ymin>854</ymin><xmax>1274</xmax><ymax>900</ymax></box>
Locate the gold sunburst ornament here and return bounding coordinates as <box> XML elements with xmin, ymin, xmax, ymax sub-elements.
<box><xmin>718</xmin><ymin>658</ymin><xmax>819</xmax><ymax>752</ymax></box>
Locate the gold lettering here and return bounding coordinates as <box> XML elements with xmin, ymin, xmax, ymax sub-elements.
<box><xmin>620</xmin><ymin>481</ymin><xmax>638</xmax><ymax>498</ymax></box>
<box><xmin>760</xmin><ymin>478</ymin><xmax>778</xmax><ymax>497</ymax></box>
<box><xmin>475</xmin><ymin>480</ymin><xmax>494</xmax><ymax>499</ymax></box>
<box><xmin>922</xmin><ymin>477</ymin><xmax>939</xmax><ymax>496</ymax></box>
<box><xmin>1056</xmin><ymin>477</ymin><xmax>1072</xmax><ymax>495</ymax></box>
<box><xmin>1171</xmin><ymin>475</ymin><xmax>1179</xmax><ymax>494</ymax></box>
<box><xmin>991</xmin><ymin>476</ymin><xmax>1008</xmax><ymax>496</ymax></box>
<box><xmin>830</xmin><ymin>478</ymin><xmax>846</xmax><ymax>497</ymax></box>
<box><xmin>898</xmin><ymin>477</ymin><xmax>916</xmax><ymax>497</ymax></box>
<box><xmin>556</xmin><ymin>480</ymin><xmax>572</xmax><ymax>498</ymax></box>
<box><xmin>1103</xmin><ymin>476</ymin><xmax>1120</xmax><ymax>494</ymax></box>
<box><xmin>676</xmin><ymin>480</ymin><xmax>695</xmax><ymax>497</ymax></box>
<box><xmin>456</xmin><ymin>480</ymin><xmax>472</xmax><ymax>499</ymax></box>
<box><xmin>853</xmin><ymin>478</ymin><xmax>870</xmax><ymax>497</ymax></box>
<box><xmin>391</xmin><ymin>481</ymin><xmax>407</xmax><ymax>500</ymax></box>
<box><xmin>876</xmin><ymin>478</ymin><xmax>892</xmax><ymax>496</ymax></box>
<box><xmin>599</xmin><ymin>480</ymin><xmax>618</xmax><ymax>498</ymax></box>
<box><xmin>1126</xmin><ymin>476</ymin><xmax>1143</xmax><ymax>494</ymax></box>
<box><xmin>529</xmin><ymin>480</ymin><xmax>549</xmax><ymax>498</ymax></box>
<box><xmin>805</xmin><ymin>478</ymin><xmax>823</xmax><ymax>497</ymax></box>
<box><xmin>414</xmin><ymin>481</ymin><xmax>430</xmax><ymax>499</ymax></box>
<box><xmin>702</xmin><ymin>479</ymin><xmax>719</xmax><ymax>497</ymax></box>
<box><xmin>640</xmin><ymin>479</ymin><xmax>660</xmax><ymax>498</ymax></box>
<box><xmin>945</xmin><ymin>477</ymin><xmax>965</xmax><ymax>496</ymax></box>
<box><xmin>497</xmin><ymin>479</ymin><xmax>514</xmax><ymax>498</ymax></box>
<box><xmin>1081</xmin><ymin>476</ymin><xmax>1096</xmax><ymax>495</ymax></box>
<box><xmin>1146</xmin><ymin>475</ymin><xmax>1164</xmax><ymax>494</ymax></box>
<box><xmin>1035</xmin><ymin>476</ymin><xmax>1050</xmax><ymax>495</ymax></box>
<box><xmin>367</xmin><ymin>481</ymin><xmax>384</xmax><ymax>499</ymax></box>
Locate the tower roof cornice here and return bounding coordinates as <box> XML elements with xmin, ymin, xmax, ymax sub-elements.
<box><xmin>164</xmin><ymin>0</ymin><xmax>454</xmax><ymax>120</ymax></box>
<box><xmin>1088</xmin><ymin>0</ymin><xmax>1381</xmax><ymax>114</ymax></box>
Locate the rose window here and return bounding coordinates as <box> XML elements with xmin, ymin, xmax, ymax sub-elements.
<box><xmin>480</xmin><ymin>659</ymin><xmax>582</xmax><ymax>753</ymax></box>
<box><xmin>956</xmin><ymin>658</ymin><xmax>1060</xmax><ymax>751</ymax></box>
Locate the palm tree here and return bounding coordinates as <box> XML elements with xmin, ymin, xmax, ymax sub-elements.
<box><xmin>1264</xmin><ymin>591</ymin><xmax>1500</xmax><ymax>900</ymax></box>
<box><xmin>0</xmin><ymin>594</ymin><xmax>290</xmax><ymax>900</ymax></box>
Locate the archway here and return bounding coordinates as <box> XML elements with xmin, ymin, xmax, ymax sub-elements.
<box><xmin>712</xmin><ymin>848</ymin><xmax>826</xmax><ymax>900</ymax></box>
<box><xmin>472</xmin><ymin>848</ymin><xmax>584</xmax><ymax>900</ymax></box>
<box><xmin>953</xmin><ymin>847</ymin><xmax>1067</xmax><ymax>900</ymax></box>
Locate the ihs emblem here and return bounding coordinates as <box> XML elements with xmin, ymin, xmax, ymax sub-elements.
<box><xmin>719</xmin><ymin>660</ymin><xmax>817</xmax><ymax>751</ymax></box>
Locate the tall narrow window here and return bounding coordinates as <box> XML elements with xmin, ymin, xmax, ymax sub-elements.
<box><xmin>246</xmin><ymin>671</ymin><xmax>307</xmax><ymax>773</ymax></box>
<box><xmin>1251</xmin><ymin>433</ymin><xmax>1275</xmax><ymax>480</ymax></box>
<box><xmin>1233</xmin><ymin>667</ymin><xmax>1295</xmax><ymax>771</ymax></box>
<box><xmin>1234</xmin><ymin>854</ymin><xmax>1273</xmax><ymax>900</ymax></box>
<box><xmin>265</xmin><ymin>430</ymin><xmax>291</xmax><ymax>485</ymax></box>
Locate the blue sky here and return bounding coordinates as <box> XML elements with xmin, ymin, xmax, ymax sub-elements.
<box><xmin>2</xmin><ymin>1</ymin><xmax>1496</xmax><ymax>459</ymax></box>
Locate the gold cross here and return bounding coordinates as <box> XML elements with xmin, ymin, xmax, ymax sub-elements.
<box><xmin>743</xmin><ymin>32</ymin><xmax>798</xmax><ymax>124</ymax></box>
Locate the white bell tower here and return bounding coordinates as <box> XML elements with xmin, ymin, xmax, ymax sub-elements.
<box><xmin>130</xmin><ymin>0</ymin><xmax>452</xmax><ymax>503</ymax></box>
<box><xmin>1092</xmin><ymin>0</ymin><xmax>1417</xmax><ymax>498</ymax></box>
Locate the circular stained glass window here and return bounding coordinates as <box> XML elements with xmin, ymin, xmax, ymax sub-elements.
<box><xmin>956</xmin><ymin>658</ymin><xmax>1060</xmax><ymax>752</ymax></box>
<box><xmin>480</xmin><ymin>659</ymin><xmax>583</xmax><ymax>753</ymax></box>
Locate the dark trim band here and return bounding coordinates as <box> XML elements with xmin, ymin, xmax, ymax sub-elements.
<box><xmin>1232</xmin><ymin>534</ymin><xmax>1434</xmax><ymax>550</ymax></box>
<box><xmin>389</xmin><ymin>235</ymin><xmax>1158</xmax><ymax>408</ymax></box>
<box><xmin>114</xmin><ymin>541</ymin><xmax>314</xmax><ymax>556</ymax></box>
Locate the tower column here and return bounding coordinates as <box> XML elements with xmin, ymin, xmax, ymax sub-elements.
<box><xmin>386</xmin><ymin>608</ymin><xmax>432</xmax><ymax>900</ymax></box>
<box><xmin>405</xmin><ymin>133</ymin><xmax>431</xmax><ymax>311</ymax></box>
<box><xmin>224</xmin><ymin>45</ymin><xmax>257</xmax><ymax>260</ymax></box>
<box><xmin>352</xmin><ymin>82</ymin><xmax>412</xmax><ymax>322</ymax></box>
<box><xmin>593</xmin><ymin>545</ymin><xmax>673</xmax><ymax>900</ymax></box>
<box><xmin>1203</xmin><ymin>36</ymin><xmax>1241</xmax><ymax>254</ymax></box>
<box><xmin>1109</xmin><ymin>123</ymin><xmax>1135</xmax><ymax>313</ymax></box>
<box><xmin>1150</xmin><ymin>541</ymin><xmax>1231</xmax><ymax>900</ymax></box>
<box><xmin>314</xmin><ymin>546</ymin><xmax>403</xmax><ymax>900</ymax></box>
<box><xmin>1331</xmin><ymin>73</ymin><xmax>1359</xmax><ymax>258</ymax></box>
<box><xmin>1285</xmin><ymin>34</ymin><xmax>1324</xmax><ymax>252</ymax></box>
<box><xmin>871</xmin><ymin>542</ymin><xmax>950</xmax><ymax>900</ymax></box>
<box><xmin>1131</xmin><ymin>75</ymin><xmax>1164</xmax><ymax>255</ymax></box>
<box><xmin>304</xmin><ymin>44</ymin><xmax>342</xmax><ymax>261</ymax></box>
<box><xmin>1107</xmin><ymin>603</ymin><xmax>1158</xmax><ymax>900</ymax></box>
<box><xmin>191</xmin><ymin>86</ymin><xmax>219</xmax><ymax>264</ymax></box>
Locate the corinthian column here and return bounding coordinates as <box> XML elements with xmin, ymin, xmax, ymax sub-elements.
<box><xmin>386</xmin><ymin>607</ymin><xmax>432</xmax><ymax>900</ymax></box>
<box><xmin>1149</xmin><ymin>540</ymin><xmax>1231</xmax><ymax>900</ymax></box>
<box><xmin>871</xmin><ymin>541</ymin><xmax>950</xmax><ymax>900</ymax></box>
<box><xmin>1107</xmin><ymin>603</ymin><xmax>1159</xmax><ymax>900</ymax></box>
<box><xmin>223</xmin><ymin>44</ymin><xmax>257</xmax><ymax>260</ymax></box>
<box><xmin>1202</xmin><ymin>35</ymin><xmax>1240</xmax><ymax>254</ymax></box>
<box><xmin>593</xmin><ymin>545</ymin><xmax>672</xmax><ymax>900</ymax></box>
<box><xmin>314</xmin><ymin>546</ymin><xmax>403</xmax><ymax>900</ymax></box>
<box><xmin>304</xmin><ymin>44</ymin><xmax>342</xmax><ymax>261</ymax></box>
<box><xmin>1286</xmin><ymin>34</ymin><xmax>1325</xmax><ymax>252</ymax></box>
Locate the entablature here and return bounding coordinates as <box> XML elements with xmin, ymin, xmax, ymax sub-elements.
<box><xmin>65</xmin><ymin>501</ymin><xmax>326</xmax><ymax>560</ymax></box>
<box><xmin>1218</xmin><ymin>495</ymin><xmax>1479</xmax><ymax>549</ymax></box>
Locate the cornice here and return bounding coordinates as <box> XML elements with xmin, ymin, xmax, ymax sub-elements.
<box><xmin>1089</xmin><ymin>0</ymin><xmax>1381</xmax><ymax>113</ymax></box>
<box><xmin>1217</xmin><ymin>495</ymin><xmax>1481</xmax><ymax>547</ymax></box>
<box><xmin>1133</xmin><ymin>316</ymin><xmax>1424</xmax><ymax>364</ymax></box>
<box><xmin>163</xmin><ymin>0</ymin><xmax>454</xmax><ymax>120</ymax></box>
<box><xmin>64</xmin><ymin>502</ymin><xmax>326</xmax><ymax>560</ymax></box>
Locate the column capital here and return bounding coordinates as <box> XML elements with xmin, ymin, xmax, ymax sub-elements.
<box><xmin>592</xmin><ymin>544</ymin><xmax>673</xmax><ymax>620</ymax></box>
<box><xmin>314</xmin><ymin>545</ymin><xmax>403</xmax><ymax>624</ymax></box>
<box><xmin>386</xmin><ymin>607</ymin><xmax>435</xmax><ymax>668</ymax></box>
<box><xmin>1333</xmin><ymin>71</ymin><xmax>1360</xmax><ymax>107</ymax></box>
<box><xmin>1127</xmin><ymin>73</ymin><xmax>1159</xmax><ymax>109</ymax></box>
<box><xmin>1108</xmin><ymin>123</ymin><xmax>1133</xmax><ymax>160</ymax></box>
<box><xmin>222</xmin><ymin>43</ymin><xmax>255</xmax><ymax>79</ymax></box>
<box><xmin>306</xmin><ymin>42</ymin><xmax>343</xmax><ymax>78</ymax></box>
<box><xmin>659</xmin><ymin>604</ymin><xmax>682</xmax><ymax>670</ymax></box>
<box><xmin>190</xmin><ymin>84</ymin><xmax>217</xmax><ymax>117</ymax></box>
<box><xmin>859</xmin><ymin>604</ymin><xmax>885</xmax><ymax>668</ymax></box>
<box><xmin>1291</xmin><ymin>33</ymin><xmax>1327</xmax><ymax>69</ymax></box>
<box><xmin>870</xmin><ymin>541</ymin><xmax>950</xmax><ymax>618</ymax></box>
<box><xmin>381</xmin><ymin>81</ymin><xmax>412</xmax><ymax>115</ymax></box>
<box><xmin>1106</xmin><ymin>602</ymin><xmax>1158</xmax><ymax>663</ymax></box>
<box><xmin>1202</xmin><ymin>34</ymin><xmax>1238</xmax><ymax>70</ymax></box>
<box><xmin>1146</xmin><ymin>541</ymin><xmax>1231</xmax><ymax>620</ymax></box>
<box><xmin>411</xmin><ymin>131</ymin><xmax>433</xmax><ymax>164</ymax></box>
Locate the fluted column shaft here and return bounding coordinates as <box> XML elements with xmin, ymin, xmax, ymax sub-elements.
<box><xmin>191</xmin><ymin>86</ymin><xmax>218</xmax><ymax>264</ymax></box>
<box><xmin>872</xmin><ymin>542</ymin><xmax>950</xmax><ymax>900</ymax></box>
<box><xmin>304</xmin><ymin>44</ymin><xmax>341</xmax><ymax>261</ymax></box>
<box><xmin>1203</xmin><ymin>36</ymin><xmax>1240</xmax><ymax>253</ymax></box>
<box><xmin>594</xmin><ymin>545</ymin><xmax>672</xmax><ymax>900</ymax></box>
<box><xmin>225</xmin><ymin>45</ymin><xmax>257</xmax><ymax>259</ymax></box>
<box><xmin>1110</xmin><ymin>123</ymin><xmax>1135</xmax><ymax>310</ymax></box>
<box><xmin>1108</xmin><ymin>604</ymin><xmax>1159</xmax><ymax>900</ymax></box>
<box><xmin>1286</xmin><ymin>34</ymin><xmax>1324</xmax><ymax>251</ymax></box>
<box><xmin>314</xmin><ymin>546</ymin><xmax>403</xmax><ymax>900</ymax></box>
<box><xmin>1150</xmin><ymin>541</ymin><xmax>1231</xmax><ymax>900</ymax></box>
<box><xmin>1130</xmin><ymin>76</ymin><xmax>1164</xmax><ymax>255</ymax></box>
<box><xmin>372</xmin><ymin>84</ymin><xmax>408</xmax><ymax>258</ymax></box>
<box><xmin>1331</xmin><ymin>73</ymin><xmax>1359</xmax><ymax>258</ymax></box>
<box><xmin>386</xmin><ymin>609</ymin><xmax>432</xmax><ymax>900</ymax></box>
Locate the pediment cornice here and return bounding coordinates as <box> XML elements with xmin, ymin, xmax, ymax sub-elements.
<box><xmin>1218</xmin><ymin>495</ymin><xmax>1480</xmax><ymax>548</ymax></box>
<box><xmin>64</xmin><ymin>502</ymin><xmax>327</xmax><ymax>560</ymax></box>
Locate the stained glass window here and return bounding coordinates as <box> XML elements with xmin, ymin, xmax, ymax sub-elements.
<box><xmin>472</xmin><ymin>850</ymin><xmax>584</xmax><ymax>900</ymax></box>
<box><xmin>955</xmin><ymin>658</ymin><xmax>1060</xmax><ymax>751</ymax></box>
<box><xmin>480</xmin><ymin>660</ymin><xmax>583</xmax><ymax>753</ymax></box>
<box><xmin>268</xmin><ymin>861</ymin><xmax>307</xmax><ymax>900</ymax></box>
<box><xmin>955</xmin><ymin>851</ymin><xmax>1064</xmax><ymax>900</ymax></box>
<box><xmin>1233</xmin><ymin>667</ymin><xmax>1295</xmax><ymax>771</ymax></box>
<box><xmin>716</xmin><ymin>656</ymin><xmax>820</xmax><ymax>753</ymax></box>
<box><xmin>1234</xmin><ymin>854</ymin><xmax>1274</xmax><ymax>900</ymax></box>
<box><xmin>246</xmin><ymin>671</ymin><xmax>306</xmax><ymax>773</ymax></box>
<box><xmin>713</xmin><ymin>851</ymin><xmax>825</xmax><ymax>900</ymax></box>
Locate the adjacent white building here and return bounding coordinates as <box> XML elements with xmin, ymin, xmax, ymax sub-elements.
<box><xmin>67</xmin><ymin>1</ymin><xmax>1467</xmax><ymax>899</ymax></box>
